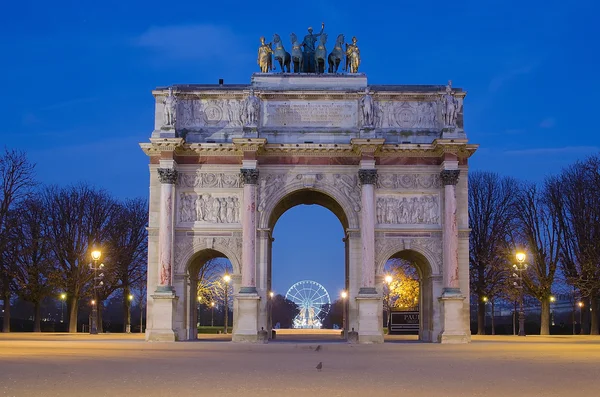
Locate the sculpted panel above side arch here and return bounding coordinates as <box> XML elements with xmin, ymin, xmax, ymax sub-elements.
<box><xmin>375</xmin><ymin>236</ymin><xmax>442</xmax><ymax>276</ymax></box>
<box><xmin>173</xmin><ymin>234</ymin><xmax>242</xmax><ymax>276</ymax></box>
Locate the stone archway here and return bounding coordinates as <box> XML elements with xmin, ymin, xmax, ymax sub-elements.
<box><xmin>256</xmin><ymin>187</ymin><xmax>352</xmax><ymax>338</ymax></box>
<box><xmin>378</xmin><ymin>248</ymin><xmax>440</xmax><ymax>342</ymax></box>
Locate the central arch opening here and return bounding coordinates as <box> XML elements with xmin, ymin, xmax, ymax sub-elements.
<box><xmin>268</xmin><ymin>189</ymin><xmax>349</xmax><ymax>342</ymax></box>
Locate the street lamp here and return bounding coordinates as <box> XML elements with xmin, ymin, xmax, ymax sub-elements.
<box><xmin>60</xmin><ymin>293</ymin><xmax>66</xmax><ymax>324</ymax></box>
<box><xmin>482</xmin><ymin>296</ymin><xmax>488</xmax><ymax>334</ymax></box>
<box><xmin>223</xmin><ymin>273</ymin><xmax>231</xmax><ymax>334</ymax></box>
<box><xmin>341</xmin><ymin>290</ymin><xmax>348</xmax><ymax>339</ymax></box>
<box><xmin>90</xmin><ymin>249</ymin><xmax>103</xmax><ymax>335</ymax></box>
<box><xmin>197</xmin><ymin>296</ymin><xmax>202</xmax><ymax>327</ymax></box>
<box><xmin>126</xmin><ymin>294</ymin><xmax>134</xmax><ymax>333</ymax></box>
<box><xmin>513</xmin><ymin>252</ymin><xmax>529</xmax><ymax>337</ymax></box>
<box><xmin>210</xmin><ymin>302</ymin><xmax>215</xmax><ymax>327</ymax></box>
<box><xmin>578</xmin><ymin>301</ymin><xmax>584</xmax><ymax>334</ymax></box>
<box><xmin>384</xmin><ymin>275</ymin><xmax>393</xmax><ymax>332</ymax></box>
<box><xmin>268</xmin><ymin>291</ymin><xmax>274</xmax><ymax>334</ymax></box>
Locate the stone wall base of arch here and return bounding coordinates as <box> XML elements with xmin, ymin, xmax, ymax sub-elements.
<box><xmin>232</xmin><ymin>294</ymin><xmax>260</xmax><ymax>343</ymax></box>
<box><xmin>356</xmin><ymin>295</ymin><xmax>385</xmax><ymax>343</ymax></box>
<box><xmin>438</xmin><ymin>294</ymin><xmax>470</xmax><ymax>344</ymax></box>
<box><xmin>146</xmin><ymin>291</ymin><xmax>178</xmax><ymax>342</ymax></box>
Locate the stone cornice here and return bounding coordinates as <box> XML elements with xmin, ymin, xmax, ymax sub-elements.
<box><xmin>140</xmin><ymin>138</ymin><xmax>185</xmax><ymax>156</ymax></box>
<box><xmin>140</xmin><ymin>138</ymin><xmax>477</xmax><ymax>159</ymax></box>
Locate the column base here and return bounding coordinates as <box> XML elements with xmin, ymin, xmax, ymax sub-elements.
<box><xmin>438</xmin><ymin>293</ymin><xmax>470</xmax><ymax>344</ymax></box>
<box><xmin>356</xmin><ymin>294</ymin><xmax>384</xmax><ymax>344</ymax></box>
<box><xmin>232</xmin><ymin>293</ymin><xmax>260</xmax><ymax>343</ymax></box>
<box><xmin>146</xmin><ymin>290</ymin><xmax>178</xmax><ymax>342</ymax></box>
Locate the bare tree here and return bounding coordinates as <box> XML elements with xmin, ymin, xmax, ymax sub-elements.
<box><xmin>468</xmin><ymin>172</ymin><xmax>517</xmax><ymax>335</ymax></box>
<box><xmin>43</xmin><ymin>184</ymin><xmax>118</xmax><ymax>333</ymax></box>
<box><xmin>106</xmin><ymin>198</ymin><xmax>148</xmax><ymax>332</ymax></box>
<box><xmin>547</xmin><ymin>155</ymin><xmax>600</xmax><ymax>334</ymax></box>
<box><xmin>9</xmin><ymin>197</ymin><xmax>55</xmax><ymax>332</ymax></box>
<box><xmin>0</xmin><ymin>148</ymin><xmax>36</xmax><ymax>332</ymax></box>
<box><xmin>512</xmin><ymin>182</ymin><xmax>561</xmax><ymax>335</ymax></box>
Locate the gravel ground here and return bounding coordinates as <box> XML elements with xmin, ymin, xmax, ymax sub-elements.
<box><xmin>1</xmin><ymin>333</ymin><xmax>599</xmax><ymax>397</ymax></box>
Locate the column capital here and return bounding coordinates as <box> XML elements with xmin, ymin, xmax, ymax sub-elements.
<box><xmin>358</xmin><ymin>169</ymin><xmax>378</xmax><ymax>185</ymax></box>
<box><xmin>157</xmin><ymin>168</ymin><xmax>178</xmax><ymax>184</ymax></box>
<box><xmin>240</xmin><ymin>168</ymin><xmax>259</xmax><ymax>185</ymax></box>
<box><xmin>440</xmin><ymin>169</ymin><xmax>460</xmax><ymax>186</ymax></box>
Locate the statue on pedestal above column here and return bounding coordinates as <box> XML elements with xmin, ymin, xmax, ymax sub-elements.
<box><xmin>441</xmin><ymin>80</ymin><xmax>461</xmax><ymax>128</ymax></box>
<box><xmin>162</xmin><ymin>87</ymin><xmax>177</xmax><ymax>128</ymax></box>
<box><xmin>243</xmin><ymin>88</ymin><xmax>260</xmax><ymax>127</ymax></box>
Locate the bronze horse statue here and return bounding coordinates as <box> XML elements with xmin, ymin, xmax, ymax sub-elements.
<box><xmin>290</xmin><ymin>33</ymin><xmax>303</xmax><ymax>73</ymax></box>
<box><xmin>328</xmin><ymin>34</ymin><xmax>344</xmax><ymax>73</ymax></box>
<box><xmin>272</xmin><ymin>34</ymin><xmax>291</xmax><ymax>73</ymax></box>
<box><xmin>314</xmin><ymin>33</ymin><xmax>327</xmax><ymax>74</ymax></box>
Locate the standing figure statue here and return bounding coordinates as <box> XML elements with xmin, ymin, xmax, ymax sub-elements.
<box><xmin>301</xmin><ymin>22</ymin><xmax>325</xmax><ymax>73</ymax></box>
<box><xmin>272</xmin><ymin>34</ymin><xmax>291</xmax><ymax>73</ymax></box>
<box><xmin>328</xmin><ymin>34</ymin><xmax>345</xmax><ymax>73</ymax></box>
<box><xmin>441</xmin><ymin>80</ymin><xmax>460</xmax><ymax>127</ymax></box>
<box><xmin>243</xmin><ymin>88</ymin><xmax>260</xmax><ymax>127</ymax></box>
<box><xmin>361</xmin><ymin>88</ymin><xmax>374</xmax><ymax>127</ymax></box>
<box><xmin>163</xmin><ymin>87</ymin><xmax>177</xmax><ymax>127</ymax></box>
<box><xmin>257</xmin><ymin>36</ymin><xmax>273</xmax><ymax>73</ymax></box>
<box><xmin>345</xmin><ymin>36</ymin><xmax>361</xmax><ymax>73</ymax></box>
<box><xmin>290</xmin><ymin>33</ymin><xmax>303</xmax><ymax>73</ymax></box>
<box><xmin>314</xmin><ymin>33</ymin><xmax>328</xmax><ymax>74</ymax></box>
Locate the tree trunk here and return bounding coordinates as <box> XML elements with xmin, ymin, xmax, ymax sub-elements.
<box><xmin>491</xmin><ymin>300</ymin><xmax>495</xmax><ymax>335</ymax></box>
<box><xmin>2</xmin><ymin>282</ymin><xmax>10</xmax><ymax>332</ymax></box>
<box><xmin>477</xmin><ymin>297</ymin><xmax>485</xmax><ymax>335</ymax></box>
<box><xmin>33</xmin><ymin>301</ymin><xmax>42</xmax><ymax>332</ymax></box>
<box><xmin>68</xmin><ymin>296</ymin><xmax>78</xmax><ymax>333</ymax></box>
<box><xmin>591</xmin><ymin>294</ymin><xmax>599</xmax><ymax>335</ymax></box>
<box><xmin>540</xmin><ymin>298</ymin><xmax>550</xmax><ymax>335</ymax></box>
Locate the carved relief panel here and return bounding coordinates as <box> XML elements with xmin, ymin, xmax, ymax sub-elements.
<box><xmin>375</xmin><ymin>101</ymin><xmax>439</xmax><ymax>129</ymax></box>
<box><xmin>177</xmin><ymin>99</ymin><xmax>245</xmax><ymax>129</ymax></box>
<box><xmin>377</xmin><ymin>173</ymin><xmax>441</xmax><ymax>190</ymax></box>
<box><xmin>178</xmin><ymin>171</ymin><xmax>241</xmax><ymax>189</ymax></box>
<box><xmin>178</xmin><ymin>192</ymin><xmax>240</xmax><ymax>224</ymax></box>
<box><xmin>376</xmin><ymin>195</ymin><xmax>440</xmax><ymax>225</ymax></box>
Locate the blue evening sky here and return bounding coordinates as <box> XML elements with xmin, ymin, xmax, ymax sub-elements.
<box><xmin>1</xmin><ymin>0</ymin><xmax>598</xmax><ymax>298</ymax></box>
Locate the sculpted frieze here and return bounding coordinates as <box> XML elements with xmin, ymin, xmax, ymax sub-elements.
<box><xmin>376</xmin><ymin>195</ymin><xmax>439</xmax><ymax>225</ymax></box>
<box><xmin>377</xmin><ymin>173</ymin><xmax>440</xmax><ymax>190</ymax></box>
<box><xmin>179</xmin><ymin>193</ymin><xmax>240</xmax><ymax>224</ymax></box>
<box><xmin>178</xmin><ymin>99</ymin><xmax>245</xmax><ymax>129</ymax></box>
<box><xmin>374</xmin><ymin>101</ymin><xmax>438</xmax><ymax>129</ymax></box>
<box><xmin>178</xmin><ymin>172</ymin><xmax>241</xmax><ymax>188</ymax></box>
<box><xmin>258</xmin><ymin>174</ymin><xmax>287</xmax><ymax>211</ymax></box>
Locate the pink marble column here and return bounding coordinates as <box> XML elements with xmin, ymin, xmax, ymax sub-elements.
<box><xmin>157</xmin><ymin>168</ymin><xmax>178</xmax><ymax>290</ymax></box>
<box><xmin>240</xmin><ymin>168</ymin><xmax>259</xmax><ymax>293</ymax></box>
<box><xmin>359</xmin><ymin>169</ymin><xmax>377</xmax><ymax>294</ymax></box>
<box><xmin>440</xmin><ymin>169</ymin><xmax>460</xmax><ymax>294</ymax></box>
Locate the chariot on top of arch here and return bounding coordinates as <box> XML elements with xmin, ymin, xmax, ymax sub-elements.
<box><xmin>259</xmin><ymin>23</ymin><xmax>362</xmax><ymax>74</ymax></box>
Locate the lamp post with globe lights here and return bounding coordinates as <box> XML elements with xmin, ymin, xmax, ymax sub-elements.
<box><xmin>341</xmin><ymin>290</ymin><xmax>348</xmax><ymax>339</ymax></box>
<box><xmin>60</xmin><ymin>293</ymin><xmax>66</xmax><ymax>324</ymax></box>
<box><xmin>513</xmin><ymin>252</ymin><xmax>529</xmax><ymax>336</ymax></box>
<box><xmin>223</xmin><ymin>273</ymin><xmax>231</xmax><ymax>334</ymax></box>
<box><xmin>126</xmin><ymin>294</ymin><xmax>134</xmax><ymax>333</ymax></box>
<box><xmin>268</xmin><ymin>291</ymin><xmax>274</xmax><ymax>336</ymax></box>
<box><xmin>90</xmin><ymin>249</ymin><xmax>104</xmax><ymax>335</ymax></box>
<box><xmin>197</xmin><ymin>296</ymin><xmax>202</xmax><ymax>327</ymax></box>
<box><xmin>210</xmin><ymin>302</ymin><xmax>215</xmax><ymax>327</ymax></box>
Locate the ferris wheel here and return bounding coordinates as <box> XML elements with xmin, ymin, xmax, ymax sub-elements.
<box><xmin>285</xmin><ymin>280</ymin><xmax>331</xmax><ymax>329</ymax></box>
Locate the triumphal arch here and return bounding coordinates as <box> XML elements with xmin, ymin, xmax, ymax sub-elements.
<box><xmin>140</xmin><ymin>27</ymin><xmax>477</xmax><ymax>343</ymax></box>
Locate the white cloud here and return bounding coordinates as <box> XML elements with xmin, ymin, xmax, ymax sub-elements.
<box><xmin>539</xmin><ymin>117</ymin><xmax>556</xmax><ymax>128</ymax></box>
<box><xmin>504</xmin><ymin>146</ymin><xmax>599</xmax><ymax>156</ymax></box>
<box><xmin>133</xmin><ymin>24</ymin><xmax>249</xmax><ymax>62</ymax></box>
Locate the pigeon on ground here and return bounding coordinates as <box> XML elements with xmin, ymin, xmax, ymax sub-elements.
<box><xmin>315</xmin><ymin>345</ymin><xmax>322</xmax><ymax>352</ymax></box>
<box><xmin>316</xmin><ymin>362</ymin><xmax>323</xmax><ymax>371</ymax></box>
